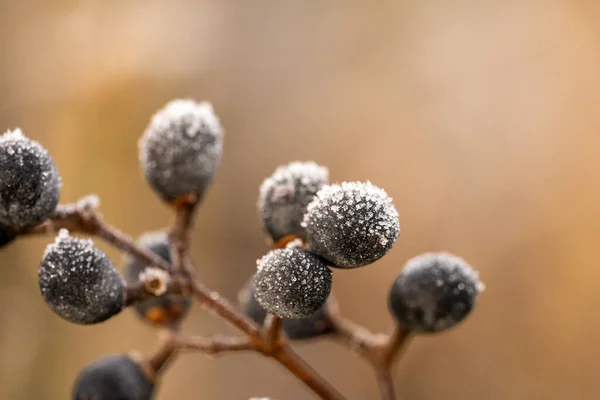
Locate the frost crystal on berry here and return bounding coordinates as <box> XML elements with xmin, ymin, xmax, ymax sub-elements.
<box><xmin>258</xmin><ymin>161</ymin><xmax>329</xmax><ymax>241</ymax></box>
<box><xmin>240</xmin><ymin>278</ymin><xmax>334</xmax><ymax>340</ymax></box>
<box><xmin>303</xmin><ymin>182</ymin><xmax>399</xmax><ymax>268</ymax></box>
<box><xmin>38</xmin><ymin>229</ymin><xmax>124</xmax><ymax>324</ymax></box>
<box><xmin>0</xmin><ymin>129</ymin><xmax>61</xmax><ymax>230</ymax></box>
<box><xmin>254</xmin><ymin>248</ymin><xmax>332</xmax><ymax>319</ymax></box>
<box><xmin>139</xmin><ymin>99</ymin><xmax>223</xmax><ymax>202</ymax></box>
<box><xmin>388</xmin><ymin>252</ymin><xmax>484</xmax><ymax>333</ymax></box>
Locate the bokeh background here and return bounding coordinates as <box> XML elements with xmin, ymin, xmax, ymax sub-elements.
<box><xmin>1</xmin><ymin>1</ymin><xmax>600</xmax><ymax>399</ymax></box>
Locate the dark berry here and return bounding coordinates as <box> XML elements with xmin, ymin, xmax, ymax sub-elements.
<box><xmin>239</xmin><ymin>278</ymin><xmax>333</xmax><ymax>340</ymax></box>
<box><xmin>258</xmin><ymin>161</ymin><xmax>328</xmax><ymax>242</ymax></box>
<box><xmin>0</xmin><ymin>222</ymin><xmax>16</xmax><ymax>248</ymax></box>
<box><xmin>254</xmin><ymin>248</ymin><xmax>332</xmax><ymax>319</ymax></box>
<box><xmin>0</xmin><ymin>129</ymin><xmax>61</xmax><ymax>230</ymax></box>
<box><xmin>38</xmin><ymin>229</ymin><xmax>124</xmax><ymax>324</ymax></box>
<box><xmin>303</xmin><ymin>182</ymin><xmax>399</xmax><ymax>268</ymax></box>
<box><xmin>138</xmin><ymin>99</ymin><xmax>223</xmax><ymax>203</ymax></box>
<box><xmin>123</xmin><ymin>231</ymin><xmax>190</xmax><ymax>327</ymax></box>
<box><xmin>72</xmin><ymin>354</ymin><xmax>154</xmax><ymax>400</ymax></box>
<box><xmin>388</xmin><ymin>252</ymin><xmax>484</xmax><ymax>333</ymax></box>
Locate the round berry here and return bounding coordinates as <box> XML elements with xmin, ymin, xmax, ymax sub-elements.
<box><xmin>0</xmin><ymin>222</ymin><xmax>16</xmax><ymax>249</ymax></box>
<box><xmin>0</xmin><ymin>129</ymin><xmax>61</xmax><ymax>230</ymax></box>
<box><xmin>239</xmin><ymin>279</ymin><xmax>333</xmax><ymax>340</ymax></box>
<box><xmin>388</xmin><ymin>252</ymin><xmax>484</xmax><ymax>333</ymax></box>
<box><xmin>254</xmin><ymin>248</ymin><xmax>332</xmax><ymax>319</ymax></box>
<box><xmin>258</xmin><ymin>161</ymin><xmax>329</xmax><ymax>242</ymax></box>
<box><xmin>38</xmin><ymin>229</ymin><xmax>124</xmax><ymax>324</ymax></box>
<box><xmin>138</xmin><ymin>99</ymin><xmax>223</xmax><ymax>203</ymax></box>
<box><xmin>72</xmin><ymin>354</ymin><xmax>154</xmax><ymax>400</ymax></box>
<box><xmin>303</xmin><ymin>182</ymin><xmax>399</xmax><ymax>268</ymax></box>
<box><xmin>123</xmin><ymin>231</ymin><xmax>190</xmax><ymax>327</ymax></box>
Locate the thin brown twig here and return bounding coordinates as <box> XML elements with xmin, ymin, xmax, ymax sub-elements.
<box><xmin>264</xmin><ymin>314</ymin><xmax>283</xmax><ymax>344</ymax></box>
<box><xmin>173</xmin><ymin>334</ymin><xmax>254</xmax><ymax>354</ymax></box>
<box><xmin>25</xmin><ymin>197</ymin><xmax>349</xmax><ymax>400</ymax></box>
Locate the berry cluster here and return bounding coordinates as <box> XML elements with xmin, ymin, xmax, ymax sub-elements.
<box><xmin>0</xmin><ymin>98</ymin><xmax>484</xmax><ymax>400</ymax></box>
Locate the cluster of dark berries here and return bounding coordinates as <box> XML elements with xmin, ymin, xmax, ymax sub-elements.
<box><xmin>244</xmin><ymin>160</ymin><xmax>483</xmax><ymax>337</ymax></box>
<box><xmin>0</xmin><ymin>96</ymin><xmax>484</xmax><ymax>400</ymax></box>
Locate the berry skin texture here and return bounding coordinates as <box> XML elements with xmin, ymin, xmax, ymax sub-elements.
<box><xmin>138</xmin><ymin>99</ymin><xmax>223</xmax><ymax>203</ymax></box>
<box><xmin>240</xmin><ymin>279</ymin><xmax>333</xmax><ymax>340</ymax></box>
<box><xmin>38</xmin><ymin>229</ymin><xmax>125</xmax><ymax>324</ymax></box>
<box><xmin>254</xmin><ymin>248</ymin><xmax>332</xmax><ymax>319</ymax></box>
<box><xmin>303</xmin><ymin>182</ymin><xmax>400</xmax><ymax>268</ymax></box>
<box><xmin>258</xmin><ymin>161</ymin><xmax>329</xmax><ymax>242</ymax></box>
<box><xmin>123</xmin><ymin>231</ymin><xmax>191</xmax><ymax>327</ymax></box>
<box><xmin>0</xmin><ymin>129</ymin><xmax>61</xmax><ymax>230</ymax></box>
<box><xmin>72</xmin><ymin>354</ymin><xmax>154</xmax><ymax>400</ymax></box>
<box><xmin>388</xmin><ymin>252</ymin><xmax>484</xmax><ymax>333</ymax></box>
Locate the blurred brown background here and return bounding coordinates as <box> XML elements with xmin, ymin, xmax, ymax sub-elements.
<box><xmin>1</xmin><ymin>1</ymin><xmax>599</xmax><ymax>399</ymax></box>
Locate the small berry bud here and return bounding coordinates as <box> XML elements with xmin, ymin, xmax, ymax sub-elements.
<box><xmin>38</xmin><ymin>229</ymin><xmax>124</xmax><ymax>324</ymax></box>
<box><xmin>72</xmin><ymin>354</ymin><xmax>154</xmax><ymax>400</ymax></box>
<box><xmin>388</xmin><ymin>252</ymin><xmax>484</xmax><ymax>333</ymax></box>
<box><xmin>0</xmin><ymin>222</ymin><xmax>17</xmax><ymax>248</ymax></box>
<box><xmin>303</xmin><ymin>182</ymin><xmax>399</xmax><ymax>268</ymax></box>
<box><xmin>254</xmin><ymin>248</ymin><xmax>332</xmax><ymax>319</ymax></box>
<box><xmin>239</xmin><ymin>279</ymin><xmax>333</xmax><ymax>340</ymax></box>
<box><xmin>258</xmin><ymin>161</ymin><xmax>329</xmax><ymax>242</ymax></box>
<box><xmin>0</xmin><ymin>129</ymin><xmax>61</xmax><ymax>230</ymax></box>
<box><xmin>123</xmin><ymin>231</ymin><xmax>190</xmax><ymax>327</ymax></box>
<box><xmin>138</xmin><ymin>99</ymin><xmax>223</xmax><ymax>203</ymax></box>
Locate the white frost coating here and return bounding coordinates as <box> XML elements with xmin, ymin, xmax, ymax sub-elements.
<box><xmin>138</xmin><ymin>99</ymin><xmax>224</xmax><ymax>201</ymax></box>
<box><xmin>0</xmin><ymin>128</ymin><xmax>61</xmax><ymax>229</ymax></box>
<box><xmin>303</xmin><ymin>181</ymin><xmax>400</xmax><ymax>268</ymax></box>
<box><xmin>257</xmin><ymin>161</ymin><xmax>329</xmax><ymax>241</ymax></box>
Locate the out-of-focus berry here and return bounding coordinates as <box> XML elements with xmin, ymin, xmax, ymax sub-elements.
<box><xmin>388</xmin><ymin>252</ymin><xmax>484</xmax><ymax>333</ymax></box>
<box><xmin>138</xmin><ymin>99</ymin><xmax>223</xmax><ymax>203</ymax></box>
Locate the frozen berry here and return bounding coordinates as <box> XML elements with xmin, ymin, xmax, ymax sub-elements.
<box><xmin>123</xmin><ymin>231</ymin><xmax>190</xmax><ymax>327</ymax></box>
<box><xmin>303</xmin><ymin>182</ymin><xmax>399</xmax><ymax>268</ymax></box>
<box><xmin>38</xmin><ymin>229</ymin><xmax>124</xmax><ymax>324</ymax></box>
<box><xmin>72</xmin><ymin>354</ymin><xmax>154</xmax><ymax>400</ymax></box>
<box><xmin>0</xmin><ymin>129</ymin><xmax>61</xmax><ymax>230</ymax></box>
<box><xmin>254</xmin><ymin>248</ymin><xmax>332</xmax><ymax>319</ymax></box>
<box><xmin>138</xmin><ymin>99</ymin><xmax>223</xmax><ymax>203</ymax></box>
<box><xmin>388</xmin><ymin>252</ymin><xmax>484</xmax><ymax>333</ymax></box>
<box><xmin>239</xmin><ymin>279</ymin><xmax>333</xmax><ymax>340</ymax></box>
<box><xmin>258</xmin><ymin>161</ymin><xmax>328</xmax><ymax>242</ymax></box>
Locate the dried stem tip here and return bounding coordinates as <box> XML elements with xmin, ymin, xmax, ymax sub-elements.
<box><xmin>38</xmin><ymin>229</ymin><xmax>124</xmax><ymax>325</ymax></box>
<box><xmin>139</xmin><ymin>99</ymin><xmax>223</xmax><ymax>202</ymax></box>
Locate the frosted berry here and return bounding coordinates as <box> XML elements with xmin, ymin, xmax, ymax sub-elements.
<box><xmin>239</xmin><ymin>279</ymin><xmax>333</xmax><ymax>340</ymax></box>
<box><xmin>0</xmin><ymin>129</ymin><xmax>61</xmax><ymax>230</ymax></box>
<box><xmin>388</xmin><ymin>252</ymin><xmax>484</xmax><ymax>333</ymax></box>
<box><xmin>258</xmin><ymin>161</ymin><xmax>328</xmax><ymax>242</ymax></box>
<box><xmin>38</xmin><ymin>229</ymin><xmax>124</xmax><ymax>324</ymax></box>
<box><xmin>138</xmin><ymin>99</ymin><xmax>223</xmax><ymax>202</ymax></box>
<box><xmin>72</xmin><ymin>354</ymin><xmax>154</xmax><ymax>400</ymax></box>
<box><xmin>303</xmin><ymin>182</ymin><xmax>399</xmax><ymax>268</ymax></box>
<box><xmin>123</xmin><ymin>231</ymin><xmax>190</xmax><ymax>327</ymax></box>
<box><xmin>254</xmin><ymin>248</ymin><xmax>332</xmax><ymax>319</ymax></box>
